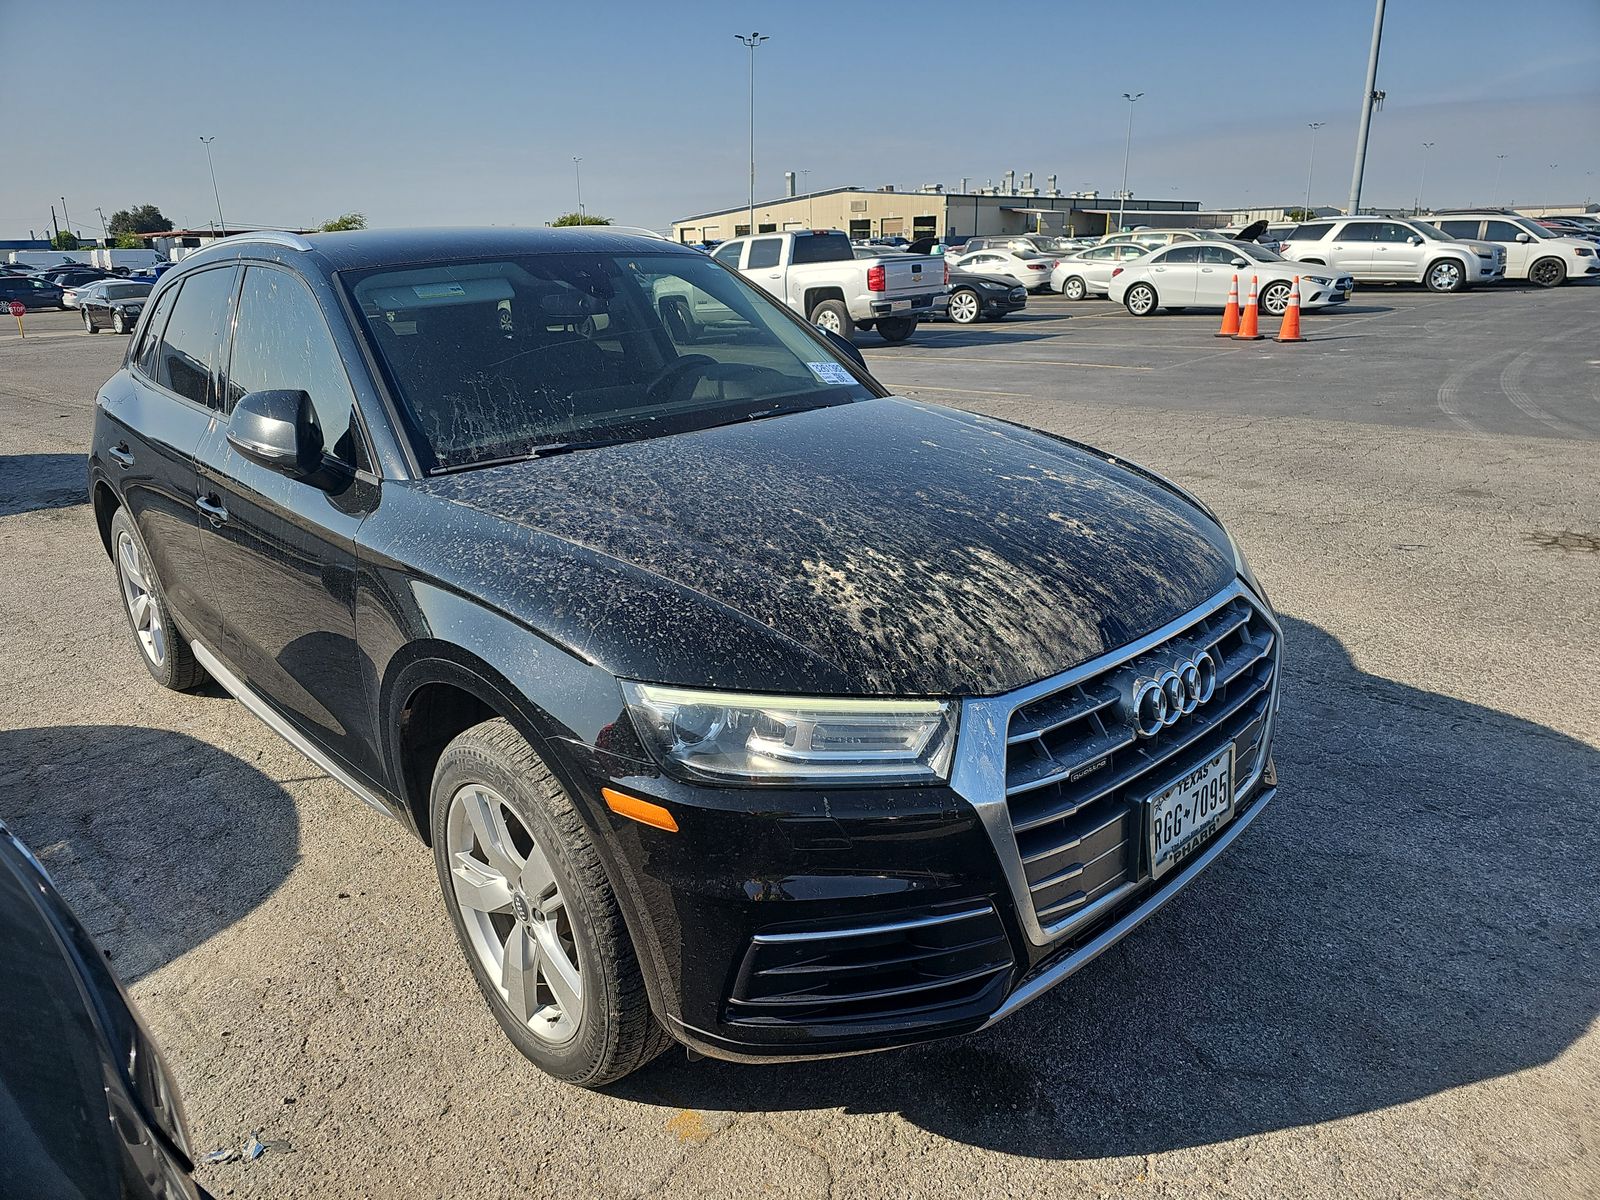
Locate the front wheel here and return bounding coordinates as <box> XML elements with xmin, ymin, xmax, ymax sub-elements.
<box><xmin>112</xmin><ymin>310</ymin><xmax>129</xmax><ymax>335</ymax></box>
<box><xmin>1528</xmin><ymin>257</ymin><xmax>1566</xmax><ymax>288</ymax></box>
<box><xmin>1260</xmin><ymin>281</ymin><xmax>1292</xmax><ymax>316</ymax></box>
<box><xmin>1124</xmin><ymin>283</ymin><xmax>1158</xmax><ymax>316</ymax></box>
<box><xmin>432</xmin><ymin>719</ymin><xmax>670</xmax><ymax>1087</ymax></box>
<box><xmin>1425</xmin><ymin>258</ymin><xmax>1466</xmax><ymax>293</ymax></box>
<box><xmin>876</xmin><ymin>316</ymin><xmax>917</xmax><ymax>343</ymax></box>
<box><xmin>947</xmin><ymin>288</ymin><xmax>982</xmax><ymax>324</ymax></box>
<box><xmin>1060</xmin><ymin>276</ymin><xmax>1087</xmax><ymax>301</ymax></box>
<box><xmin>809</xmin><ymin>299</ymin><xmax>855</xmax><ymax>339</ymax></box>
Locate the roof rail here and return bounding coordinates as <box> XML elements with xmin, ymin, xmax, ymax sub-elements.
<box><xmin>202</xmin><ymin>230</ymin><xmax>315</xmax><ymax>252</ymax></box>
<box><xmin>550</xmin><ymin>223</ymin><xmax>670</xmax><ymax>241</ymax></box>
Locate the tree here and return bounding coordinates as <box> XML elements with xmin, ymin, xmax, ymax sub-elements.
<box><xmin>1283</xmin><ymin>207</ymin><xmax>1315</xmax><ymax>223</ymax></box>
<box><xmin>318</xmin><ymin>212</ymin><xmax>367</xmax><ymax>231</ymax></box>
<box><xmin>550</xmin><ymin>212</ymin><xmax>611</xmax><ymax>227</ymax></box>
<box><xmin>50</xmin><ymin>231</ymin><xmax>80</xmax><ymax>250</ymax></box>
<box><xmin>107</xmin><ymin>205</ymin><xmax>174</xmax><ymax>238</ymax></box>
<box><xmin>112</xmin><ymin>233</ymin><xmax>146</xmax><ymax>250</ymax></box>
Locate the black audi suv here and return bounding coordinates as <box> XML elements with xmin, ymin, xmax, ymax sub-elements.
<box><xmin>88</xmin><ymin>228</ymin><xmax>1281</xmax><ymax>1085</ymax></box>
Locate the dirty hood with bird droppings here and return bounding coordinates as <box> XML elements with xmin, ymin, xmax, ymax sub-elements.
<box><xmin>407</xmin><ymin>397</ymin><xmax>1236</xmax><ymax>697</ymax></box>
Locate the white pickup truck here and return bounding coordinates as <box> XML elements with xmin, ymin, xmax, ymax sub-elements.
<box><xmin>705</xmin><ymin>230</ymin><xmax>945</xmax><ymax>343</ymax></box>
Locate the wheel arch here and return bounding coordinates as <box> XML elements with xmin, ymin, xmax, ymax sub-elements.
<box><xmin>91</xmin><ymin>476</ymin><xmax>119</xmax><ymax>558</ymax></box>
<box><xmin>802</xmin><ymin>285</ymin><xmax>846</xmax><ymax>315</ymax></box>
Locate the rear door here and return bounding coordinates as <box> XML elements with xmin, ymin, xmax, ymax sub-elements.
<box><xmin>1145</xmin><ymin>245</ymin><xmax>1201</xmax><ymax>304</ymax></box>
<box><xmin>194</xmin><ymin>264</ymin><xmax>381</xmax><ymax>778</ymax></box>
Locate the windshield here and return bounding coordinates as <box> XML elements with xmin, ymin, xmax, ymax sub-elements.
<box><xmin>1234</xmin><ymin>242</ymin><xmax>1286</xmax><ymax>262</ymax></box>
<box><xmin>344</xmin><ymin>250</ymin><xmax>874</xmax><ymax>472</ymax></box>
<box><xmin>1409</xmin><ymin>221</ymin><xmax>1449</xmax><ymax>242</ymax></box>
<box><xmin>103</xmin><ymin>283</ymin><xmax>150</xmax><ymax>300</ymax></box>
<box><xmin>1513</xmin><ymin>219</ymin><xmax>1553</xmax><ymax>239</ymax></box>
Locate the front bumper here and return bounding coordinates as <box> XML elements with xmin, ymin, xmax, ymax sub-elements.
<box><xmin>571</xmin><ymin>583</ymin><xmax>1281</xmax><ymax>1063</ymax></box>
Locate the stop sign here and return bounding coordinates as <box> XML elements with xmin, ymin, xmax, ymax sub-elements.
<box><xmin>7</xmin><ymin>300</ymin><xmax>22</xmax><ymax>318</ymax></box>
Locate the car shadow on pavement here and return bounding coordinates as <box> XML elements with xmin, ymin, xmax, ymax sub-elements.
<box><xmin>0</xmin><ymin>725</ymin><xmax>299</xmax><ymax>984</ymax></box>
<box><xmin>0</xmin><ymin>454</ymin><xmax>87</xmax><ymax>517</ymax></box>
<box><xmin>614</xmin><ymin>614</ymin><xmax>1598</xmax><ymax>1159</ymax></box>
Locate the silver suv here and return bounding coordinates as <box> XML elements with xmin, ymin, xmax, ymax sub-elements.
<box><xmin>1279</xmin><ymin>217</ymin><xmax>1505</xmax><ymax>293</ymax></box>
<box><xmin>1422</xmin><ymin>213</ymin><xmax>1598</xmax><ymax>288</ymax></box>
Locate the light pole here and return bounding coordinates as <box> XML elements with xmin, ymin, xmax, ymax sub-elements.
<box><xmin>1347</xmin><ymin>0</ymin><xmax>1387</xmax><ymax>215</ymax></box>
<box><xmin>573</xmin><ymin>157</ymin><xmax>584</xmax><ymax>218</ymax></box>
<box><xmin>199</xmin><ymin>137</ymin><xmax>227</xmax><ymax>235</ymax></box>
<box><xmin>1304</xmin><ymin>122</ymin><xmax>1326</xmax><ymax>216</ymax></box>
<box><xmin>1415</xmin><ymin>141</ymin><xmax>1434</xmax><ymax>214</ymax></box>
<box><xmin>95</xmin><ymin>206</ymin><xmax>109</xmax><ymax>244</ymax></box>
<box><xmin>735</xmin><ymin>32</ymin><xmax>769</xmax><ymax>236</ymax></box>
<box><xmin>60</xmin><ymin>196</ymin><xmax>73</xmax><ymax>239</ymax></box>
<box><xmin>1117</xmin><ymin>91</ymin><xmax>1143</xmax><ymax>234</ymax></box>
<box><xmin>1494</xmin><ymin>154</ymin><xmax>1508</xmax><ymax>205</ymax></box>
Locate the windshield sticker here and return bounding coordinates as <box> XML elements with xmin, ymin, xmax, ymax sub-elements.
<box><xmin>412</xmin><ymin>282</ymin><xmax>467</xmax><ymax>300</ymax></box>
<box><xmin>807</xmin><ymin>361</ymin><xmax>856</xmax><ymax>385</ymax></box>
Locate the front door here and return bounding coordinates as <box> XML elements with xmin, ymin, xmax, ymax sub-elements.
<box><xmin>1145</xmin><ymin>245</ymin><xmax>1202</xmax><ymax>304</ymax></box>
<box><xmin>1193</xmin><ymin>245</ymin><xmax>1245</xmax><ymax>306</ymax></box>
<box><xmin>195</xmin><ymin>264</ymin><xmax>382</xmax><ymax>781</ymax></box>
<box><xmin>1370</xmin><ymin>222</ymin><xmax>1425</xmax><ymax>281</ymax></box>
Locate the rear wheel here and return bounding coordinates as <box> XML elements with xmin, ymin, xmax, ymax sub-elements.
<box><xmin>1124</xmin><ymin>283</ymin><xmax>1158</xmax><ymax>316</ymax></box>
<box><xmin>1425</xmin><ymin>258</ymin><xmax>1466</xmax><ymax>293</ymax></box>
<box><xmin>432</xmin><ymin>719</ymin><xmax>671</xmax><ymax>1087</ymax></box>
<box><xmin>1528</xmin><ymin>257</ymin><xmax>1566</xmax><ymax>288</ymax></box>
<box><xmin>876</xmin><ymin>316</ymin><xmax>916</xmax><ymax>343</ymax></box>
<box><xmin>809</xmin><ymin>299</ymin><xmax>855</xmax><ymax>339</ymax></box>
<box><xmin>112</xmin><ymin>310</ymin><xmax>129</xmax><ymax>335</ymax></box>
<box><xmin>108</xmin><ymin>506</ymin><xmax>205</xmax><ymax>691</ymax></box>
<box><xmin>1060</xmin><ymin>276</ymin><xmax>1087</xmax><ymax>301</ymax></box>
<box><xmin>1260</xmin><ymin>280</ymin><xmax>1292</xmax><ymax>316</ymax></box>
<box><xmin>947</xmin><ymin>288</ymin><xmax>982</xmax><ymax>324</ymax></box>
<box><xmin>83</xmin><ymin>308</ymin><xmax>98</xmax><ymax>334</ymax></box>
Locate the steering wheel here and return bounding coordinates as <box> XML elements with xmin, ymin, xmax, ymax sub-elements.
<box><xmin>644</xmin><ymin>354</ymin><xmax>717</xmax><ymax>400</ymax></box>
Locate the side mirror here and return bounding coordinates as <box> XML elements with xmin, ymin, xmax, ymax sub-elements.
<box><xmin>227</xmin><ymin>389</ymin><xmax>323</xmax><ymax>477</ymax></box>
<box><xmin>1231</xmin><ymin>258</ymin><xmax>1249</xmax><ymax>269</ymax></box>
<box><xmin>1515</xmin><ymin>232</ymin><xmax>1532</xmax><ymax>243</ymax></box>
<box><xmin>817</xmin><ymin>326</ymin><xmax>867</xmax><ymax>370</ymax></box>
<box><xmin>1406</xmin><ymin>236</ymin><xmax>1419</xmax><ymax>245</ymax></box>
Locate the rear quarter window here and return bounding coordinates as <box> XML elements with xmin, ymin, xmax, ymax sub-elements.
<box><xmin>1288</xmin><ymin>224</ymin><xmax>1332</xmax><ymax>242</ymax></box>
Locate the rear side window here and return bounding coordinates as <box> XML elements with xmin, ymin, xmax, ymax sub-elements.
<box><xmin>155</xmin><ymin>266</ymin><xmax>239</xmax><ymax>408</ymax></box>
<box><xmin>1288</xmin><ymin>224</ymin><xmax>1332</xmax><ymax>241</ymax></box>
<box><xmin>226</xmin><ymin>267</ymin><xmax>365</xmax><ymax>469</ymax></box>
<box><xmin>132</xmin><ymin>285</ymin><xmax>179</xmax><ymax>379</ymax></box>
<box><xmin>1337</xmin><ymin>222</ymin><xmax>1381</xmax><ymax>243</ymax></box>
<box><xmin>790</xmin><ymin>232</ymin><xmax>853</xmax><ymax>264</ymax></box>
<box><xmin>746</xmin><ymin>238</ymin><xmax>782</xmax><ymax>269</ymax></box>
<box><xmin>1483</xmin><ymin>221</ymin><xmax>1524</xmax><ymax>242</ymax></box>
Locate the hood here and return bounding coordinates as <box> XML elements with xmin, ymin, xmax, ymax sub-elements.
<box><xmin>411</xmin><ymin>398</ymin><xmax>1235</xmax><ymax>697</ymax></box>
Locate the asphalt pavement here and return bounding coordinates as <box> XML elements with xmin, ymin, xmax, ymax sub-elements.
<box><xmin>1</xmin><ymin>286</ymin><xmax>1596</xmax><ymax>1200</ymax></box>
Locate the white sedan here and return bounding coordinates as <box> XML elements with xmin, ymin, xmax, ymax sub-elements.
<box><xmin>1108</xmin><ymin>241</ymin><xmax>1354</xmax><ymax>316</ymax></box>
<box><xmin>1051</xmin><ymin>242</ymin><xmax>1153</xmax><ymax>299</ymax></box>
<box><xmin>945</xmin><ymin>248</ymin><xmax>1057</xmax><ymax>291</ymax></box>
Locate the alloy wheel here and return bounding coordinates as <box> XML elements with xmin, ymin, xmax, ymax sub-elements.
<box><xmin>1429</xmin><ymin>262</ymin><xmax>1462</xmax><ymax>292</ymax></box>
<box><xmin>1530</xmin><ymin>259</ymin><xmax>1562</xmax><ymax>288</ymax></box>
<box><xmin>116</xmin><ymin>531</ymin><xmax>166</xmax><ymax>666</ymax></box>
<box><xmin>1262</xmin><ymin>283</ymin><xmax>1291</xmax><ymax>315</ymax></box>
<box><xmin>1127</xmin><ymin>285</ymin><xmax>1155</xmax><ymax>315</ymax></box>
<box><xmin>1064</xmin><ymin>278</ymin><xmax>1085</xmax><ymax>300</ymax></box>
<box><xmin>446</xmin><ymin>783</ymin><xmax>584</xmax><ymax>1043</ymax></box>
<box><xmin>949</xmin><ymin>291</ymin><xmax>980</xmax><ymax>323</ymax></box>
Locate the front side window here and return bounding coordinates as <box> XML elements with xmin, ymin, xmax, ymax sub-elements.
<box><xmin>712</xmin><ymin>242</ymin><xmax>742</xmax><ymax>267</ymax></box>
<box><xmin>1484</xmin><ymin>220</ymin><xmax>1526</xmax><ymax>242</ymax></box>
<box><xmin>226</xmin><ymin>267</ymin><xmax>365</xmax><ymax>469</ymax></box>
<box><xmin>344</xmin><ymin>250</ymin><xmax>874</xmax><ymax>472</ymax></box>
<box><xmin>154</xmin><ymin>266</ymin><xmax>239</xmax><ymax>408</ymax></box>
<box><xmin>1158</xmin><ymin>246</ymin><xmax>1202</xmax><ymax>264</ymax></box>
<box><xmin>1196</xmin><ymin>245</ymin><xmax>1238</xmax><ymax>264</ymax></box>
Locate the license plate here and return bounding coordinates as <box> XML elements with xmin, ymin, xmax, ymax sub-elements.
<box><xmin>890</xmin><ymin>300</ymin><xmax>911</xmax><ymax>312</ymax></box>
<box><xmin>1147</xmin><ymin>746</ymin><xmax>1234</xmax><ymax>879</ymax></box>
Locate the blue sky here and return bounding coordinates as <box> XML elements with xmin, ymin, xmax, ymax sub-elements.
<box><xmin>3</xmin><ymin>0</ymin><xmax>1596</xmax><ymax>238</ymax></box>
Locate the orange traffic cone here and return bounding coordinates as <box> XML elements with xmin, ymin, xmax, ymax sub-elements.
<box><xmin>1234</xmin><ymin>275</ymin><xmax>1262</xmax><ymax>341</ymax></box>
<box><xmin>1276</xmin><ymin>277</ymin><xmax>1305</xmax><ymax>343</ymax></box>
<box><xmin>1215</xmin><ymin>275</ymin><xmax>1241</xmax><ymax>337</ymax></box>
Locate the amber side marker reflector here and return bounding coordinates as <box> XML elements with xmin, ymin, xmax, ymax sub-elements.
<box><xmin>602</xmin><ymin>788</ymin><xmax>679</xmax><ymax>832</ymax></box>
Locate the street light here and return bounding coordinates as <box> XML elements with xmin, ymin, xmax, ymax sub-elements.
<box><xmin>573</xmin><ymin>157</ymin><xmax>584</xmax><ymax>217</ymax></box>
<box><xmin>1494</xmin><ymin>153</ymin><xmax>1508</xmax><ymax>206</ymax></box>
<box><xmin>199</xmin><ymin>137</ymin><xmax>227</xmax><ymax>236</ymax></box>
<box><xmin>735</xmin><ymin>32</ymin><xmax>769</xmax><ymax>236</ymax></box>
<box><xmin>1415</xmin><ymin>141</ymin><xmax>1435</xmax><ymax>215</ymax></box>
<box><xmin>95</xmin><ymin>206</ymin><xmax>109</xmax><ymax>243</ymax></box>
<box><xmin>1117</xmin><ymin>91</ymin><xmax>1143</xmax><ymax>234</ymax></box>
<box><xmin>1304</xmin><ymin>122</ymin><xmax>1326</xmax><ymax>216</ymax></box>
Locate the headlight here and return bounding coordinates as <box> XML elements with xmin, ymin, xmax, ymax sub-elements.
<box><xmin>1227</xmin><ymin>529</ymin><xmax>1270</xmax><ymax>607</ymax></box>
<box><xmin>621</xmin><ymin>682</ymin><xmax>957</xmax><ymax>785</ymax></box>
<box><xmin>1305</xmin><ymin>275</ymin><xmax>1332</xmax><ymax>286</ymax></box>
<box><xmin>1575</xmin><ymin>248</ymin><xmax>1594</xmax><ymax>257</ymax></box>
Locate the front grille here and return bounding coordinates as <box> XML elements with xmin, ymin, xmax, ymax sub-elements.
<box><xmin>726</xmin><ymin>903</ymin><xmax>1013</xmax><ymax>1028</ymax></box>
<box><xmin>1002</xmin><ymin>595</ymin><xmax>1277</xmax><ymax>936</ymax></box>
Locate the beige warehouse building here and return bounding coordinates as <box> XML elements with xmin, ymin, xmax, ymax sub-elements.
<box><xmin>672</xmin><ymin>177</ymin><xmax>1216</xmax><ymax>244</ymax></box>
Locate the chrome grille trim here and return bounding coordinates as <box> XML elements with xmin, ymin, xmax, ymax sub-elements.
<box><xmin>949</xmin><ymin>580</ymin><xmax>1281</xmax><ymax>948</ymax></box>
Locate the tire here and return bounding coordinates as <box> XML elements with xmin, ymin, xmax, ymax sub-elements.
<box><xmin>1260</xmin><ymin>280</ymin><xmax>1292</xmax><ymax>316</ymax></box>
<box><xmin>1124</xmin><ymin>283</ymin><xmax>1158</xmax><ymax>316</ymax></box>
<box><xmin>1425</xmin><ymin>258</ymin><xmax>1466</xmax><ymax>293</ymax></box>
<box><xmin>431</xmin><ymin>719</ymin><xmax>671</xmax><ymax>1087</ymax></box>
<box><xmin>83</xmin><ymin>308</ymin><xmax>98</xmax><ymax>334</ymax></box>
<box><xmin>947</xmin><ymin>288</ymin><xmax>982</xmax><ymax>325</ymax></box>
<box><xmin>112</xmin><ymin>310</ymin><xmax>128</xmax><ymax>335</ymax></box>
<box><xmin>1060</xmin><ymin>276</ymin><xmax>1087</xmax><ymax>301</ymax></box>
<box><xmin>1528</xmin><ymin>257</ymin><xmax>1566</xmax><ymax>288</ymax></box>
<box><xmin>876</xmin><ymin>316</ymin><xmax>916</xmax><ymax>343</ymax></box>
<box><xmin>659</xmin><ymin>297</ymin><xmax>697</xmax><ymax>343</ymax></box>
<box><xmin>108</xmin><ymin>506</ymin><xmax>205</xmax><ymax>691</ymax></box>
<box><xmin>808</xmin><ymin>299</ymin><xmax>854</xmax><ymax>339</ymax></box>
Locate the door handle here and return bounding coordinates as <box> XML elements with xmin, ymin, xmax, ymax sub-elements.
<box><xmin>196</xmin><ymin>494</ymin><xmax>229</xmax><ymax>524</ymax></box>
<box><xmin>767</xmin><ymin>272</ymin><xmax>781</xmax><ymax>279</ymax></box>
<box><xmin>107</xmin><ymin>444</ymin><xmax>134</xmax><ymax>468</ymax></box>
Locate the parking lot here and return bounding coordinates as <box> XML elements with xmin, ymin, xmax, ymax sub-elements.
<box><xmin>2</xmin><ymin>282</ymin><xmax>1596</xmax><ymax>1199</ymax></box>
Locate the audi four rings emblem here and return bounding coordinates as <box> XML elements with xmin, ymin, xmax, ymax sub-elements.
<box><xmin>1132</xmin><ymin>652</ymin><xmax>1217</xmax><ymax>737</ymax></box>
